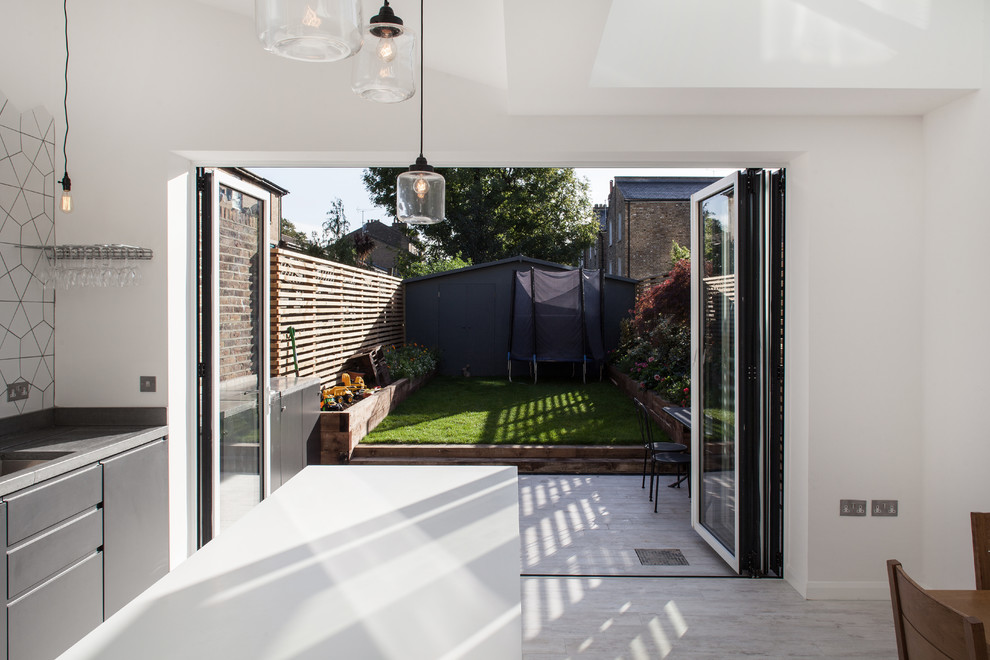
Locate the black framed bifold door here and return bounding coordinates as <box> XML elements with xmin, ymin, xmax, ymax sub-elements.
<box><xmin>196</xmin><ymin>168</ymin><xmax>214</xmax><ymax>547</ymax></box>
<box><xmin>195</xmin><ymin>167</ymin><xmax>271</xmax><ymax>546</ymax></box>
<box><xmin>690</xmin><ymin>169</ymin><xmax>785</xmax><ymax>577</ymax></box>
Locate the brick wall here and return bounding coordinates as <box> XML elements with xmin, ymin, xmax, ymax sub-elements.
<box><xmin>218</xmin><ymin>189</ymin><xmax>262</xmax><ymax>382</ymax></box>
<box><xmin>602</xmin><ymin>192</ymin><xmax>691</xmax><ymax>280</ymax></box>
<box><xmin>627</xmin><ymin>200</ymin><xmax>690</xmax><ymax>279</ymax></box>
<box><xmin>605</xmin><ymin>194</ymin><xmax>624</xmax><ymax>276</ymax></box>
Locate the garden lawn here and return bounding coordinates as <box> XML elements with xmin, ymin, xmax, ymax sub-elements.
<box><xmin>363</xmin><ymin>376</ymin><xmax>669</xmax><ymax>445</ymax></box>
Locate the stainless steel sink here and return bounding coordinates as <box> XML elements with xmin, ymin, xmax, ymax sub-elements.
<box><xmin>0</xmin><ymin>452</ymin><xmax>71</xmax><ymax>476</ymax></box>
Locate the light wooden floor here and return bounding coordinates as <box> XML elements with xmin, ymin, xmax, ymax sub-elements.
<box><xmin>522</xmin><ymin>576</ymin><xmax>896</xmax><ymax>658</ymax></box>
<box><xmin>519</xmin><ymin>474</ymin><xmax>897</xmax><ymax>658</ymax></box>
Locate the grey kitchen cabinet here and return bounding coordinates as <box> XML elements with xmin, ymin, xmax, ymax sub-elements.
<box><xmin>7</xmin><ymin>508</ymin><xmax>102</xmax><ymax>598</ymax></box>
<box><xmin>270</xmin><ymin>381</ymin><xmax>320</xmax><ymax>492</ymax></box>
<box><xmin>0</xmin><ymin>434</ymin><xmax>168</xmax><ymax>659</ymax></box>
<box><xmin>300</xmin><ymin>385</ymin><xmax>320</xmax><ymax>467</ymax></box>
<box><xmin>280</xmin><ymin>389</ymin><xmax>304</xmax><ymax>482</ymax></box>
<box><xmin>7</xmin><ymin>553</ymin><xmax>102</xmax><ymax>660</ymax></box>
<box><xmin>0</xmin><ymin>502</ymin><xmax>6</xmax><ymax>660</ymax></box>
<box><xmin>5</xmin><ymin>465</ymin><xmax>101</xmax><ymax>546</ymax></box>
<box><xmin>101</xmin><ymin>438</ymin><xmax>169</xmax><ymax>618</ymax></box>
<box><xmin>270</xmin><ymin>392</ymin><xmax>282</xmax><ymax>492</ymax></box>
<box><xmin>4</xmin><ymin>465</ymin><xmax>104</xmax><ymax>660</ymax></box>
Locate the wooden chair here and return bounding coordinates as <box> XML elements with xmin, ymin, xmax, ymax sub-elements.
<box><xmin>973</xmin><ymin>512</ymin><xmax>990</xmax><ymax>590</ymax></box>
<box><xmin>887</xmin><ymin>559</ymin><xmax>988</xmax><ymax>660</ymax></box>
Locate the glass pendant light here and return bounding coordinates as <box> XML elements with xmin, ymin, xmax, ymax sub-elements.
<box><xmin>396</xmin><ymin>0</ymin><xmax>444</xmax><ymax>225</ymax></box>
<box><xmin>60</xmin><ymin>0</ymin><xmax>72</xmax><ymax>214</ymax></box>
<box><xmin>256</xmin><ymin>0</ymin><xmax>362</xmax><ymax>62</ymax></box>
<box><xmin>352</xmin><ymin>1</ymin><xmax>415</xmax><ymax>103</ymax></box>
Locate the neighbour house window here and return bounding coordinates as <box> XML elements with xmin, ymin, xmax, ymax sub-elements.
<box><xmin>617</xmin><ymin>208</ymin><xmax>622</xmax><ymax>242</ymax></box>
<box><xmin>617</xmin><ymin>257</ymin><xmax>622</xmax><ymax>277</ymax></box>
<box><xmin>608</xmin><ymin>216</ymin><xmax>613</xmax><ymax>245</ymax></box>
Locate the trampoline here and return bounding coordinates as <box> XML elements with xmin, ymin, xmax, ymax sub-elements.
<box><xmin>508</xmin><ymin>268</ymin><xmax>606</xmax><ymax>383</ymax></box>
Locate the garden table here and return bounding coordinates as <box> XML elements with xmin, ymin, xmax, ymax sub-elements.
<box><xmin>661</xmin><ymin>406</ymin><xmax>691</xmax><ymax>445</ymax></box>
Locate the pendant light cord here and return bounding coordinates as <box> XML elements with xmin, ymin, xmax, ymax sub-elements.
<box><xmin>62</xmin><ymin>0</ymin><xmax>69</xmax><ymax>174</ymax></box>
<box><xmin>418</xmin><ymin>0</ymin><xmax>424</xmax><ymax>160</ymax></box>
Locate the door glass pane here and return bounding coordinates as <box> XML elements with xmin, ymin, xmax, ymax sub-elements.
<box><xmin>700</xmin><ymin>189</ymin><xmax>736</xmax><ymax>551</ymax></box>
<box><xmin>217</xmin><ymin>183</ymin><xmax>264</xmax><ymax>535</ymax></box>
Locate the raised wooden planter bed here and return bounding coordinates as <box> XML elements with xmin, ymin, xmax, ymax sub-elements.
<box><xmin>318</xmin><ymin>372</ymin><xmax>434</xmax><ymax>464</ymax></box>
<box><xmin>607</xmin><ymin>365</ymin><xmax>688</xmax><ymax>445</ymax></box>
<box><xmin>350</xmin><ymin>443</ymin><xmax>644</xmax><ymax>474</ymax></box>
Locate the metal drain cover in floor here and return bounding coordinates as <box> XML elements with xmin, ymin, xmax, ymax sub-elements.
<box><xmin>635</xmin><ymin>548</ymin><xmax>689</xmax><ymax>566</ymax></box>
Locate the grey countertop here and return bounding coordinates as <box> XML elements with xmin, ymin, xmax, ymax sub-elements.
<box><xmin>270</xmin><ymin>375</ymin><xmax>322</xmax><ymax>397</ymax></box>
<box><xmin>0</xmin><ymin>424</ymin><xmax>169</xmax><ymax>497</ymax></box>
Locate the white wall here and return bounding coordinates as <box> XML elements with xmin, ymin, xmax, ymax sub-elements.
<box><xmin>919</xmin><ymin>5</ymin><xmax>990</xmax><ymax>590</ymax></box>
<box><xmin>0</xmin><ymin>0</ymin><xmax>979</xmax><ymax>589</ymax></box>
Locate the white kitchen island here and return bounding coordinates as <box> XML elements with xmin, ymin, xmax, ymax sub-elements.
<box><xmin>59</xmin><ymin>465</ymin><xmax>522</xmax><ymax>659</ymax></box>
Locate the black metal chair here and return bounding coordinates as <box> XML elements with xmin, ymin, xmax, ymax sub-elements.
<box><xmin>634</xmin><ymin>399</ymin><xmax>689</xmax><ymax>510</ymax></box>
<box><xmin>651</xmin><ymin>451</ymin><xmax>690</xmax><ymax>512</ymax></box>
<box><xmin>635</xmin><ymin>398</ymin><xmax>654</xmax><ymax>489</ymax></box>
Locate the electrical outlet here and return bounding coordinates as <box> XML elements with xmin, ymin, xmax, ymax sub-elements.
<box><xmin>872</xmin><ymin>500</ymin><xmax>898</xmax><ymax>517</ymax></box>
<box><xmin>140</xmin><ymin>376</ymin><xmax>157</xmax><ymax>393</ymax></box>
<box><xmin>6</xmin><ymin>382</ymin><xmax>29</xmax><ymax>402</ymax></box>
<box><xmin>840</xmin><ymin>499</ymin><xmax>867</xmax><ymax>516</ymax></box>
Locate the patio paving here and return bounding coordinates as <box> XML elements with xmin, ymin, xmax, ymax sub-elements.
<box><xmin>519</xmin><ymin>474</ymin><xmax>735</xmax><ymax>577</ymax></box>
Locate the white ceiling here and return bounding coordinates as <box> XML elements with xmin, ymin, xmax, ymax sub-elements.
<box><xmin>195</xmin><ymin>0</ymin><xmax>982</xmax><ymax>116</ymax></box>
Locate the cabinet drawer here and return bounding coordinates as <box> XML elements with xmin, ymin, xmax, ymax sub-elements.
<box><xmin>7</xmin><ymin>507</ymin><xmax>102</xmax><ymax>599</ymax></box>
<box><xmin>7</xmin><ymin>551</ymin><xmax>103</xmax><ymax>660</ymax></box>
<box><xmin>5</xmin><ymin>464</ymin><xmax>102</xmax><ymax>545</ymax></box>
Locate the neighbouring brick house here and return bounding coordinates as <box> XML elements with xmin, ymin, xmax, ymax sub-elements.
<box><xmin>580</xmin><ymin>204</ymin><xmax>608</xmax><ymax>271</ymax></box>
<box><xmin>589</xmin><ymin>176</ymin><xmax>719</xmax><ymax>280</ymax></box>
<box><xmin>344</xmin><ymin>220</ymin><xmax>418</xmax><ymax>275</ymax></box>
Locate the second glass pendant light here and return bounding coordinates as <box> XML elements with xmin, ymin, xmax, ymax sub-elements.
<box><xmin>351</xmin><ymin>1</ymin><xmax>415</xmax><ymax>103</ymax></box>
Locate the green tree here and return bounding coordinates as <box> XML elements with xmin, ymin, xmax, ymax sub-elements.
<box><xmin>670</xmin><ymin>240</ymin><xmax>690</xmax><ymax>264</ymax></box>
<box><xmin>353</xmin><ymin>230</ymin><xmax>375</xmax><ymax>264</ymax></box>
<box><xmin>306</xmin><ymin>198</ymin><xmax>357</xmax><ymax>265</ymax></box>
<box><xmin>670</xmin><ymin>211</ymin><xmax>728</xmax><ymax>273</ymax></box>
<box><xmin>278</xmin><ymin>217</ymin><xmax>311</xmax><ymax>248</ymax></box>
<box><xmin>394</xmin><ymin>251</ymin><xmax>472</xmax><ymax>278</ymax></box>
<box><xmin>362</xmin><ymin>167</ymin><xmax>598</xmax><ymax>265</ymax></box>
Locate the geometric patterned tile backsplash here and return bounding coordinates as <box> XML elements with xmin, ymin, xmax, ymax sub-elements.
<box><xmin>0</xmin><ymin>89</ymin><xmax>55</xmax><ymax>418</ymax></box>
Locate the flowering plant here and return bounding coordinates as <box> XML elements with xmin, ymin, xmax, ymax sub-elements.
<box><xmin>381</xmin><ymin>343</ymin><xmax>438</xmax><ymax>380</ymax></box>
<box><xmin>612</xmin><ymin>271</ymin><xmax>692</xmax><ymax>405</ymax></box>
<box><xmin>628</xmin><ymin>357</ymin><xmax>691</xmax><ymax>406</ymax></box>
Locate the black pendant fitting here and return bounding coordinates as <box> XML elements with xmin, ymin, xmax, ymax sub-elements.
<box><xmin>370</xmin><ymin>1</ymin><xmax>404</xmax><ymax>38</ymax></box>
<box><xmin>408</xmin><ymin>155</ymin><xmax>434</xmax><ymax>173</ymax></box>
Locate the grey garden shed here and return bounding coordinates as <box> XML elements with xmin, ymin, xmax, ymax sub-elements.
<box><xmin>404</xmin><ymin>256</ymin><xmax>637</xmax><ymax>377</ymax></box>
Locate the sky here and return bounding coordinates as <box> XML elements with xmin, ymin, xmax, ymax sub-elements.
<box><xmin>249</xmin><ymin>167</ymin><xmax>736</xmax><ymax>239</ymax></box>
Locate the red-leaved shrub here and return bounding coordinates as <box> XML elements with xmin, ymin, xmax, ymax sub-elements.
<box><xmin>630</xmin><ymin>258</ymin><xmax>703</xmax><ymax>336</ymax></box>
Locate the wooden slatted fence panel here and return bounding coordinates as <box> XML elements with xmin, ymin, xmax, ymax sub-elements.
<box><xmin>270</xmin><ymin>248</ymin><xmax>404</xmax><ymax>388</ymax></box>
<box><xmin>703</xmin><ymin>274</ymin><xmax>735</xmax><ymax>301</ymax></box>
<box><xmin>635</xmin><ymin>274</ymin><xmax>667</xmax><ymax>297</ymax></box>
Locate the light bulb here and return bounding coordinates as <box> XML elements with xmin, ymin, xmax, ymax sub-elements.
<box><xmin>414</xmin><ymin>177</ymin><xmax>429</xmax><ymax>199</ymax></box>
<box><xmin>60</xmin><ymin>173</ymin><xmax>73</xmax><ymax>214</ymax></box>
<box><xmin>301</xmin><ymin>5</ymin><xmax>322</xmax><ymax>28</ymax></box>
<box><xmin>377</xmin><ymin>37</ymin><xmax>396</xmax><ymax>62</ymax></box>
